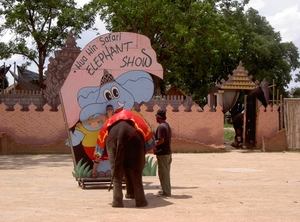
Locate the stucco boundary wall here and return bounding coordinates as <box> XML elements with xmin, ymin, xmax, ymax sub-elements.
<box><xmin>140</xmin><ymin>103</ymin><xmax>280</xmax><ymax>149</ymax></box>
<box><xmin>256</xmin><ymin>104</ymin><xmax>279</xmax><ymax>148</ymax></box>
<box><xmin>0</xmin><ymin>99</ymin><xmax>225</xmax><ymax>154</ymax></box>
<box><xmin>139</xmin><ymin>104</ymin><xmax>225</xmax><ymax>148</ymax></box>
<box><xmin>0</xmin><ymin>100</ymin><xmax>279</xmax><ymax>155</ymax></box>
<box><xmin>0</xmin><ymin>103</ymin><xmax>69</xmax><ymax>155</ymax></box>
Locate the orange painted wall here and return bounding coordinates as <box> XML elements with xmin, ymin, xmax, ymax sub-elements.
<box><xmin>256</xmin><ymin>105</ymin><xmax>279</xmax><ymax>148</ymax></box>
<box><xmin>0</xmin><ymin>102</ymin><xmax>279</xmax><ymax>151</ymax></box>
<box><xmin>140</xmin><ymin>104</ymin><xmax>225</xmax><ymax>147</ymax></box>
<box><xmin>0</xmin><ymin>103</ymin><xmax>67</xmax><ymax>146</ymax></box>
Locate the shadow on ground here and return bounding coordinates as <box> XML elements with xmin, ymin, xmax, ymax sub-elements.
<box><xmin>0</xmin><ymin>154</ymin><xmax>73</xmax><ymax>170</ymax></box>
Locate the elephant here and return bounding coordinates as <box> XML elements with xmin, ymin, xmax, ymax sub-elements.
<box><xmin>106</xmin><ymin>120</ymin><xmax>148</xmax><ymax>208</ymax></box>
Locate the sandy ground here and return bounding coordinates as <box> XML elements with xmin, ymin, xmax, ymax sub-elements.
<box><xmin>0</xmin><ymin>149</ymin><xmax>300</xmax><ymax>222</ymax></box>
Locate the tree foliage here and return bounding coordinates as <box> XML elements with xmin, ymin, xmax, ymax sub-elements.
<box><xmin>90</xmin><ymin>0</ymin><xmax>300</xmax><ymax>103</ymax></box>
<box><xmin>239</xmin><ymin>8</ymin><xmax>300</xmax><ymax>98</ymax></box>
<box><xmin>290</xmin><ymin>87</ymin><xmax>300</xmax><ymax>98</ymax></box>
<box><xmin>293</xmin><ymin>71</ymin><xmax>300</xmax><ymax>83</ymax></box>
<box><xmin>0</xmin><ymin>0</ymin><xmax>98</xmax><ymax>89</ymax></box>
<box><xmin>0</xmin><ymin>76</ymin><xmax>9</xmax><ymax>92</ymax></box>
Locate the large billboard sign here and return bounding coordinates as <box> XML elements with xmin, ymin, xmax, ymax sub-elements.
<box><xmin>60</xmin><ymin>32</ymin><xmax>163</xmax><ymax>180</ymax></box>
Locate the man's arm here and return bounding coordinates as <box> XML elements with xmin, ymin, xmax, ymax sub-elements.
<box><xmin>155</xmin><ymin>138</ymin><xmax>164</xmax><ymax>146</ymax></box>
<box><xmin>79</xmin><ymin>115</ymin><xmax>106</xmax><ymax>125</ymax></box>
<box><xmin>155</xmin><ymin>125</ymin><xmax>165</xmax><ymax>146</ymax></box>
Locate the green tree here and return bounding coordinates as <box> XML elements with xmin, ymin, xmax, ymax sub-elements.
<box><xmin>0</xmin><ymin>64</ymin><xmax>10</xmax><ymax>92</ymax></box>
<box><xmin>290</xmin><ymin>87</ymin><xmax>300</xmax><ymax>98</ymax></box>
<box><xmin>238</xmin><ymin>8</ymin><xmax>300</xmax><ymax>98</ymax></box>
<box><xmin>0</xmin><ymin>76</ymin><xmax>9</xmax><ymax>93</ymax></box>
<box><xmin>93</xmin><ymin>0</ymin><xmax>243</xmax><ymax>104</ymax></box>
<box><xmin>293</xmin><ymin>70</ymin><xmax>300</xmax><ymax>83</ymax></box>
<box><xmin>89</xmin><ymin>0</ymin><xmax>300</xmax><ymax>103</ymax></box>
<box><xmin>0</xmin><ymin>0</ymin><xmax>98</xmax><ymax>89</ymax></box>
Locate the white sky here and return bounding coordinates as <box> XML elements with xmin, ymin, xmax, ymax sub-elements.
<box><xmin>1</xmin><ymin>0</ymin><xmax>300</xmax><ymax>89</ymax></box>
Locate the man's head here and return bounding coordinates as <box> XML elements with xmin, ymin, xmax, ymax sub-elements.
<box><xmin>106</xmin><ymin>105</ymin><xmax>113</xmax><ymax>111</ymax></box>
<box><xmin>106</xmin><ymin>105</ymin><xmax>114</xmax><ymax>117</ymax></box>
<box><xmin>155</xmin><ymin>109</ymin><xmax>167</xmax><ymax>121</ymax></box>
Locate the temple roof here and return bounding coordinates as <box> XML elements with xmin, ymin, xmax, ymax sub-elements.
<box><xmin>8</xmin><ymin>66</ymin><xmax>46</xmax><ymax>91</ymax></box>
<box><xmin>216</xmin><ymin>61</ymin><xmax>258</xmax><ymax>90</ymax></box>
<box><xmin>17</xmin><ymin>66</ymin><xmax>46</xmax><ymax>82</ymax></box>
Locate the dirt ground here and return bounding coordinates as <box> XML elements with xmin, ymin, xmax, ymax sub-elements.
<box><xmin>0</xmin><ymin>148</ymin><xmax>300</xmax><ymax>222</ymax></box>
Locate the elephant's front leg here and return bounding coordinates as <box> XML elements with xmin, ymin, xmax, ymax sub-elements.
<box><xmin>129</xmin><ymin>166</ymin><xmax>148</xmax><ymax>207</ymax></box>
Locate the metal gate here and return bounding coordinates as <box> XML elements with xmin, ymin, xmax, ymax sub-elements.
<box><xmin>244</xmin><ymin>94</ymin><xmax>256</xmax><ymax>148</ymax></box>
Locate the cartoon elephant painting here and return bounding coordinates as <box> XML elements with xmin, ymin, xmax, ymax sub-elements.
<box><xmin>69</xmin><ymin>69</ymin><xmax>154</xmax><ymax>177</ymax></box>
<box><xmin>106</xmin><ymin>120</ymin><xmax>148</xmax><ymax>208</ymax></box>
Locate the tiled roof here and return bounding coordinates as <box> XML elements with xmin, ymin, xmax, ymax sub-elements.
<box><xmin>8</xmin><ymin>66</ymin><xmax>46</xmax><ymax>90</ymax></box>
<box><xmin>17</xmin><ymin>66</ymin><xmax>46</xmax><ymax>82</ymax></box>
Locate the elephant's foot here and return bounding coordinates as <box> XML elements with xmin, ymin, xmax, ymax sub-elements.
<box><xmin>125</xmin><ymin>193</ymin><xmax>134</xmax><ymax>199</ymax></box>
<box><xmin>112</xmin><ymin>201</ymin><xmax>124</xmax><ymax>208</ymax></box>
<box><xmin>136</xmin><ymin>199</ymin><xmax>148</xmax><ymax>208</ymax></box>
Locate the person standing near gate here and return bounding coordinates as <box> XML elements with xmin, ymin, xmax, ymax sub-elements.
<box><xmin>231</xmin><ymin>113</ymin><xmax>244</xmax><ymax>149</ymax></box>
<box><xmin>154</xmin><ymin>109</ymin><xmax>172</xmax><ymax>197</ymax></box>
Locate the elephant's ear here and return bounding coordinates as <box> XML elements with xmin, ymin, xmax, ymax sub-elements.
<box><xmin>116</xmin><ymin>70</ymin><xmax>154</xmax><ymax>104</ymax></box>
<box><xmin>79</xmin><ymin>103</ymin><xmax>106</xmax><ymax>122</ymax></box>
<box><xmin>77</xmin><ymin>86</ymin><xmax>101</xmax><ymax>108</ymax></box>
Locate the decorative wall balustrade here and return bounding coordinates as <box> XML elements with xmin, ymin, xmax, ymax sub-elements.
<box><xmin>0</xmin><ymin>90</ymin><xmax>45</xmax><ymax>111</ymax></box>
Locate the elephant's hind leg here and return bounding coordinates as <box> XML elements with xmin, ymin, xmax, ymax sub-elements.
<box><xmin>134</xmin><ymin>179</ymin><xmax>148</xmax><ymax>207</ymax></box>
<box><xmin>124</xmin><ymin>169</ymin><xmax>135</xmax><ymax>199</ymax></box>
<box><xmin>111</xmin><ymin>162</ymin><xmax>125</xmax><ymax>207</ymax></box>
<box><xmin>111</xmin><ymin>176</ymin><xmax>124</xmax><ymax>207</ymax></box>
<box><xmin>129</xmin><ymin>169</ymin><xmax>148</xmax><ymax>207</ymax></box>
<box><xmin>126</xmin><ymin>135</ymin><xmax>148</xmax><ymax>207</ymax></box>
